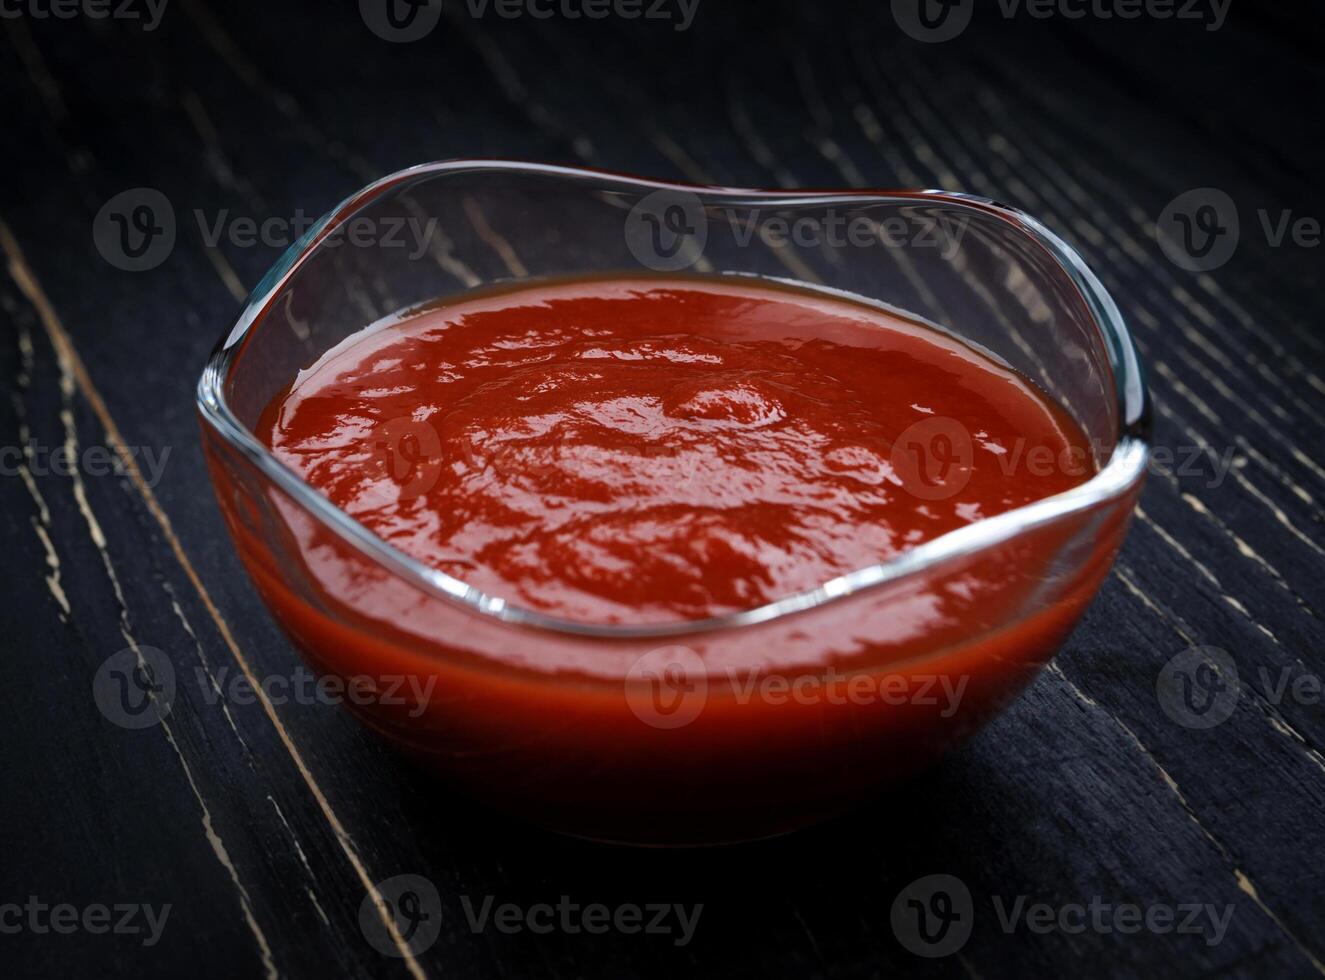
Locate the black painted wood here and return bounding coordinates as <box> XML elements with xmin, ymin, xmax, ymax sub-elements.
<box><xmin>1</xmin><ymin>2</ymin><xmax>1322</xmax><ymax>978</ymax></box>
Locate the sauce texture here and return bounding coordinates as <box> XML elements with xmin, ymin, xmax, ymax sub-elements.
<box><xmin>260</xmin><ymin>276</ymin><xmax>1093</xmax><ymax>625</ymax></box>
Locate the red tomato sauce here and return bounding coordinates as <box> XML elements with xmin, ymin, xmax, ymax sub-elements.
<box><xmin>215</xmin><ymin>274</ymin><xmax>1128</xmax><ymax>843</ymax></box>
<box><xmin>259</xmin><ymin>275</ymin><xmax>1093</xmax><ymax>625</ymax></box>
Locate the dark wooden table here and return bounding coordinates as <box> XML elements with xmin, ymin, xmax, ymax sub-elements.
<box><xmin>2</xmin><ymin>2</ymin><xmax>1322</xmax><ymax>977</ymax></box>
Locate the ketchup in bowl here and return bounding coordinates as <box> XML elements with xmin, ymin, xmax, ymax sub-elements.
<box><xmin>218</xmin><ymin>274</ymin><xmax>1124</xmax><ymax>844</ymax></box>
<box><xmin>261</xmin><ymin>276</ymin><xmax>1091</xmax><ymax>623</ymax></box>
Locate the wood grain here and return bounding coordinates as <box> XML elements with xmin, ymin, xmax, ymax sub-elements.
<box><xmin>0</xmin><ymin>2</ymin><xmax>1321</xmax><ymax>977</ymax></box>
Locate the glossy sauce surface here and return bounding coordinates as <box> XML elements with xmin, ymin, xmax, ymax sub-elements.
<box><xmin>260</xmin><ymin>276</ymin><xmax>1093</xmax><ymax>625</ymax></box>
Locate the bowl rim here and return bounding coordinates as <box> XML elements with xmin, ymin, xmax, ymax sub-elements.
<box><xmin>195</xmin><ymin>159</ymin><xmax>1151</xmax><ymax>639</ymax></box>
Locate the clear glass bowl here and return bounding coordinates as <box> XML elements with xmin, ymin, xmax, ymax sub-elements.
<box><xmin>196</xmin><ymin>161</ymin><xmax>1149</xmax><ymax>845</ymax></box>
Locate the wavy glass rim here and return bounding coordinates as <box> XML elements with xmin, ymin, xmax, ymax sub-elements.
<box><xmin>196</xmin><ymin>159</ymin><xmax>1151</xmax><ymax>640</ymax></box>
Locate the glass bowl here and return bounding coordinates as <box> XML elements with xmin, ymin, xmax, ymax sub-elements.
<box><xmin>196</xmin><ymin>160</ymin><xmax>1149</xmax><ymax>846</ymax></box>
